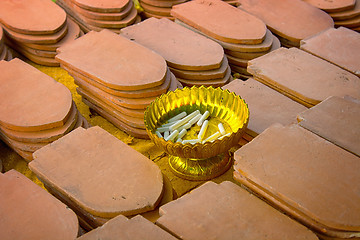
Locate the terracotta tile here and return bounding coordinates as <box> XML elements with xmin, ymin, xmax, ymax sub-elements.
<box><xmin>0</xmin><ymin>159</ymin><xmax>2</xmax><ymax>173</ymax></box>
<box><xmin>177</xmin><ymin>66</ymin><xmax>232</xmax><ymax>87</ymax></box>
<box><xmin>176</xmin><ymin>19</ymin><xmax>274</xmax><ymax>53</ymax></box>
<box><xmin>238</xmin><ymin>0</ymin><xmax>334</xmax><ymax>43</ymax></box>
<box><xmin>142</xmin><ymin>11</ymin><xmax>175</xmax><ymax>21</ymax></box>
<box><xmin>79</xmin><ymin>7</ymin><xmax>138</xmax><ymax>28</ymax></box>
<box><xmin>168</xmin><ymin>56</ymin><xmax>228</xmax><ymax>81</ymax></box>
<box><xmin>3</xmin><ymin>23</ymin><xmax>68</xmax><ymax>44</ymax></box>
<box><xmin>0</xmin><ymin>102</ymin><xmax>78</xmax><ymax>143</ymax></box>
<box><xmin>0</xmin><ymin>130</ymin><xmax>48</xmax><ymax>152</ymax></box>
<box><xmin>303</xmin><ymin>0</ymin><xmax>355</xmax><ymax>12</ymax></box>
<box><xmin>29</xmin><ymin>126</ymin><xmax>164</xmax><ymax>218</ymax></box>
<box><xmin>157</xmin><ymin>181</ymin><xmax>318</xmax><ymax>240</ymax></box>
<box><xmin>247</xmin><ymin>47</ymin><xmax>360</xmax><ymax>107</ymax></box>
<box><xmin>0</xmin><ymin>0</ymin><xmax>67</xmax><ymax>35</ymax></box>
<box><xmin>222</xmin><ymin>78</ymin><xmax>307</xmax><ymax>137</ymax></box>
<box><xmin>0</xmin><ymin>170</ymin><xmax>78</xmax><ymax>240</ymax></box>
<box><xmin>120</xmin><ymin>17</ymin><xmax>224</xmax><ymax>71</ymax></box>
<box><xmin>73</xmin><ymin>0</ymin><xmax>133</xmax><ymax>20</ymax></box>
<box><xmin>140</xmin><ymin>2</ymin><xmax>171</xmax><ymax>17</ymax></box>
<box><xmin>77</xmin><ymin>87</ymin><xmax>146</xmax><ymax>128</ymax></box>
<box><xmin>329</xmin><ymin>0</ymin><xmax>360</xmax><ymax>21</ymax></box>
<box><xmin>234</xmin><ymin>124</ymin><xmax>360</xmax><ymax>237</ymax></box>
<box><xmin>230</xmin><ymin>64</ymin><xmax>251</xmax><ymax>77</ymax></box>
<box><xmin>78</xmin><ymin>215</ymin><xmax>177</xmax><ymax>240</ymax></box>
<box><xmin>301</xmin><ymin>27</ymin><xmax>360</xmax><ymax>77</ymax></box>
<box><xmin>81</xmin><ymin>97</ymin><xmax>149</xmax><ymax>139</ymax></box>
<box><xmin>226</xmin><ymin>54</ymin><xmax>248</xmax><ymax>68</ymax></box>
<box><xmin>141</xmin><ymin>0</ymin><xmax>187</xmax><ymax>8</ymax></box>
<box><xmin>0</xmin><ymin>59</ymin><xmax>72</xmax><ymax>132</ymax></box>
<box><xmin>298</xmin><ymin>96</ymin><xmax>360</xmax><ymax>157</ymax></box>
<box><xmin>225</xmin><ymin>35</ymin><xmax>280</xmax><ymax>60</ymax></box>
<box><xmin>171</xmin><ymin>0</ymin><xmax>267</xmax><ymax>44</ymax></box>
<box><xmin>74</xmin><ymin>0</ymin><xmax>130</xmax><ymax>13</ymax></box>
<box><xmin>63</xmin><ymin>63</ymin><xmax>170</xmax><ymax>99</ymax></box>
<box><xmin>334</xmin><ymin>14</ymin><xmax>360</xmax><ymax>28</ymax></box>
<box><xmin>56</xmin><ymin>30</ymin><xmax>167</xmax><ymax>91</ymax></box>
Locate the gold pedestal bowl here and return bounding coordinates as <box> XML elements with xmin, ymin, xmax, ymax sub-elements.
<box><xmin>144</xmin><ymin>86</ymin><xmax>249</xmax><ymax>181</ymax></box>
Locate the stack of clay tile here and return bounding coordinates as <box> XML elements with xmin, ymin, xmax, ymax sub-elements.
<box><xmin>0</xmin><ymin>58</ymin><xmax>89</xmax><ymax>162</ymax></box>
<box><xmin>139</xmin><ymin>0</ymin><xmax>187</xmax><ymax>20</ymax></box>
<box><xmin>297</xmin><ymin>96</ymin><xmax>360</xmax><ymax>157</ymax></box>
<box><xmin>29</xmin><ymin>126</ymin><xmax>165</xmax><ymax>230</ymax></box>
<box><xmin>156</xmin><ymin>181</ymin><xmax>319</xmax><ymax>239</ymax></box>
<box><xmin>121</xmin><ymin>17</ymin><xmax>232</xmax><ymax>87</ymax></box>
<box><xmin>247</xmin><ymin>47</ymin><xmax>360</xmax><ymax>108</ymax></box>
<box><xmin>56</xmin><ymin>29</ymin><xmax>180</xmax><ymax>139</ymax></box>
<box><xmin>78</xmin><ymin>215</ymin><xmax>177</xmax><ymax>239</ymax></box>
<box><xmin>222</xmin><ymin>78</ymin><xmax>307</xmax><ymax>144</ymax></box>
<box><xmin>233</xmin><ymin>124</ymin><xmax>360</xmax><ymax>239</ymax></box>
<box><xmin>171</xmin><ymin>0</ymin><xmax>280</xmax><ymax>79</ymax></box>
<box><xmin>0</xmin><ymin>170</ymin><xmax>79</xmax><ymax>240</ymax></box>
<box><xmin>55</xmin><ymin>0</ymin><xmax>140</xmax><ymax>33</ymax></box>
<box><xmin>0</xmin><ymin>27</ymin><xmax>13</xmax><ymax>61</ymax></box>
<box><xmin>304</xmin><ymin>0</ymin><xmax>360</xmax><ymax>32</ymax></box>
<box><xmin>0</xmin><ymin>0</ymin><xmax>82</xmax><ymax>67</ymax></box>
<box><xmin>237</xmin><ymin>0</ymin><xmax>334</xmax><ymax>47</ymax></box>
<box><xmin>300</xmin><ymin>27</ymin><xmax>360</xmax><ymax>77</ymax></box>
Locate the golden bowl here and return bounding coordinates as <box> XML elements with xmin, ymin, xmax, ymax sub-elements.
<box><xmin>144</xmin><ymin>86</ymin><xmax>249</xmax><ymax>180</ymax></box>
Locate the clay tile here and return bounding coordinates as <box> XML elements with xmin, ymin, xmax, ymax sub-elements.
<box><xmin>222</xmin><ymin>78</ymin><xmax>307</xmax><ymax>137</ymax></box>
<box><xmin>74</xmin><ymin>0</ymin><xmax>130</xmax><ymax>13</ymax></box>
<box><xmin>29</xmin><ymin>126</ymin><xmax>164</xmax><ymax>218</ymax></box>
<box><xmin>0</xmin><ymin>59</ymin><xmax>72</xmax><ymax>132</ymax></box>
<box><xmin>297</xmin><ymin>96</ymin><xmax>360</xmax><ymax>157</ymax></box>
<box><xmin>157</xmin><ymin>181</ymin><xmax>318</xmax><ymax>239</ymax></box>
<box><xmin>0</xmin><ymin>0</ymin><xmax>67</xmax><ymax>35</ymax></box>
<box><xmin>78</xmin><ymin>215</ymin><xmax>177</xmax><ymax>240</ymax></box>
<box><xmin>234</xmin><ymin>124</ymin><xmax>360</xmax><ymax>237</ymax></box>
<box><xmin>0</xmin><ymin>170</ymin><xmax>78</xmax><ymax>240</ymax></box>
<box><xmin>237</xmin><ymin>0</ymin><xmax>334</xmax><ymax>43</ymax></box>
<box><xmin>247</xmin><ymin>47</ymin><xmax>360</xmax><ymax>107</ymax></box>
<box><xmin>303</xmin><ymin>0</ymin><xmax>356</xmax><ymax>12</ymax></box>
<box><xmin>171</xmin><ymin>0</ymin><xmax>267</xmax><ymax>44</ymax></box>
<box><xmin>300</xmin><ymin>27</ymin><xmax>360</xmax><ymax>77</ymax></box>
<box><xmin>56</xmin><ymin>30</ymin><xmax>167</xmax><ymax>91</ymax></box>
<box><xmin>120</xmin><ymin>17</ymin><xmax>224</xmax><ymax>71</ymax></box>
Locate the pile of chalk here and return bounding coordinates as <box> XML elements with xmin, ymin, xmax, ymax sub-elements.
<box><xmin>155</xmin><ymin>110</ymin><xmax>231</xmax><ymax>144</ymax></box>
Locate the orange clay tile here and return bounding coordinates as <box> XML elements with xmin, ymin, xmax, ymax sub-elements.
<box><xmin>297</xmin><ymin>96</ymin><xmax>360</xmax><ymax>157</ymax></box>
<box><xmin>141</xmin><ymin>0</ymin><xmax>187</xmax><ymax>8</ymax></box>
<box><xmin>0</xmin><ymin>170</ymin><xmax>78</xmax><ymax>240</ymax></box>
<box><xmin>303</xmin><ymin>0</ymin><xmax>355</xmax><ymax>12</ymax></box>
<box><xmin>120</xmin><ymin>17</ymin><xmax>224</xmax><ymax>71</ymax></box>
<box><xmin>157</xmin><ymin>181</ymin><xmax>318</xmax><ymax>240</ymax></box>
<box><xmin>29</xmin><ymin>126</ymin><xmax>164</xmax><ymax>218</ymax></box>
<box><xmin>62</xmin><ymin>64</ymin><xmax>170</xmax><ymax>99</ymax></box>
<box><xmin>237</xmin><ymin>0</ymin><xmax>334</xmax><ymax>43</ymax></box>
<box><xmin>171</xmin><ymin>0</ymin><xmax>267</xmax><ymax>44</ymax></box>
<box><xmin>74</xmin><ymin>0</ymin><xmax>130</xmax><ymax>13</ymax></box>
<box><xmin>301</xmin><ymin>27</ymin><xmax>360</xmax><ymax>77</ymax></box>
<box><xmin>78</xmin><ymin>215</ymin><xmax>177</xmax><ymax>240</ymax></box>
<box><xmin>0</xmin><ymin>0</ymin><xmax>67</xmax><ymax>35</ymax></box>
<box><xmin>177</xmin><ymin>66</ymin><xmax>232</xmax><ymax>87</ymax></box>
<box><xmin>223</xmin><ymin>78</ymin><xmax>307</xmax><ymax>137</ymax></box>
<box><xmin>330</xmin><ymin>0</ymin><xmax>360</xmax><ymax>20</ymax></box>
<box><xmin>0</xmin><ymin>59</ymin><xmax>72</xmax><ymax>132</ymax></box>
<box><xmin>247</xmin><ymin>47</ymin><xmax>360</xmax><ymax>107</ymax></box>
<box><xmin>56</xmin><ymin>30</ymin><xmax>167</xmax><ymax>91</ymax></box>
<box><xmin>233</xmin><ymin>124</ymin><xmax>360</xmax><ymax>237</ymax></box>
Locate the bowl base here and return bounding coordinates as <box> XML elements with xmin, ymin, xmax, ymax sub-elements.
<box><xmin>169</xmin><ymin>152</ymin><xmax>233</xmax><ymax>181</ymax></box>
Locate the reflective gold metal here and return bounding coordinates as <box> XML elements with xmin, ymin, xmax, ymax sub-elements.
<box><xmin>144</xmin><ymin>86</ymin><xmax>249</xmax><ymax>180</ymax></box>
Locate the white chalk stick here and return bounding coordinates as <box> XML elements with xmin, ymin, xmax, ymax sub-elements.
<box><xmin>167</xmin><ymin>111</ymin><xmax>187</xmax><ymax>123</ymax></box>
<box><xmin>176</xmin><ymin>138</ymin><xmax>182</xmax><ymax>143</ymax></box>
<box><xmin>188</xmin><ymin>113</ymin><xmax>202</xmax><ymax>126</ymax></box>
<box><xmin>155</xmin><ymin>131</ymin><xmax>163</xmax><ymax>138</ymax></box>
<box><xmin>182</xmin><ymin>139</ymin><xmax>200</xmax><ymax>144</ymax></box>
<box><xmin>198</xmin><ymin>120</ymin><xmax>209</xmax><ymax>140</ymax></box>
<box><xmin>203</xmin><ymin>131</ymin><xmax>221</xmax><ymax>143</ymax></box>
<box><xmin>165</xmin><ymin>130</ymin><xmax>179</xmax><ymax>141</ymax></box>
<box><xmin>219</xmin><ymin>132</ymin><xmax>231</xmax><ymax>140</ymax></box>
<box><xmin>177</xmin><ymin>129</ymin><xmax>187</xmax><ymax>140</ymax></box>
<box><xmin>218</xmin><ymin>123</ymin><xmax>226</xmax><ymax>135</ymax></box>
<box><xmin>197</xmin><ymin>111</ymin><xmax>210</xmax><ymax>126</ymax></box>
<box><xmin>157</xmin><ymin>126</ymin><xmax>170</xmax><ymax>133</ymax></box>
<box><xmin>169</xmin><ymin>110</ymin><xmax>200</xmax><ymax>131</ymax></box>
<box><xmin>164</xmin><ymin>131</ymin><xmax>170</xmax><ymax>139</ymax></box>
